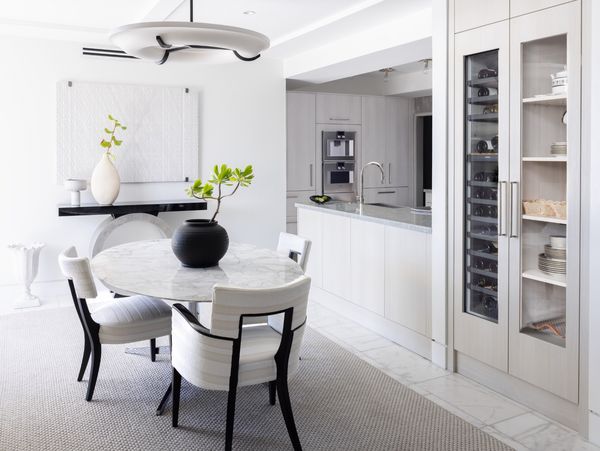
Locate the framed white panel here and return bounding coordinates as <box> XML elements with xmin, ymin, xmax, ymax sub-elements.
<box><xmin>57</xmin><ymin>80</ymin><xmax>198</xmax><ymax>183</ymax></box>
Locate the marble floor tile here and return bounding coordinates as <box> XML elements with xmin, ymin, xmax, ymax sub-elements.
<box><xmin>511</xmin><ymin>421</ymin><xmax>576</xmax><ymax>451</ymax></box>
<box><xmin>383</xmin><ymin>363</ymin><xmax>450</xmax><ymax>385</ymax></box>
<box><xmin>413</xmin><ymin>374</ymin><xmax>528</xmax><ymax>425</ymax></box>
<box><xmin>426</xmin><ymin>394</ymin><xmax>486</xmax><ymax>428</ymax></box>
<box><xmin>482</xmin><ymin>426</ymin><xmax>530</xmax><ymax>451</ymax></box>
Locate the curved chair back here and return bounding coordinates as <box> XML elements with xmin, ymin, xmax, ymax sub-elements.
<box><xmin>277</xmin><ymin>232</ymin><xmax>311</xmax><ymax>272</ymax></box>
<box><xmin>58</xmin><ymin>246</ymin><xmax>98</xmax><ymax>299</ymax></box>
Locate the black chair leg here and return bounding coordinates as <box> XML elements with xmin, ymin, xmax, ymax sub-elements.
<box><xmin>269</xmin><ymin>380</ymin><xmax>276</xmax><ymax>405</ymax></box>
<box><xmin>277</xmin><ymin>376</ymin><xmax>302</xmax><ymax>451</ymax></box>
<box><xmin>172</xmin><ymin>368</ymin><xmax>181</xmax><ymax>427</ymax></box>
<box><xmin>225</xmin><ymin>384</ymin><xmax>238</xmax><ymax>451</ymax></box>
<box><xmin>150</xmin><ymin>338</ymin><xmax>157</xmax><ymax>362</ymax></box>
<box><xmin>77</xmin><ymin>335</ymin><xmax>91</xmax><ymax>382</ymax></box>
<box><xmin>86</xmin><ymin>341</ymin><xmax>102</xmax><ymax>402</ymax></box>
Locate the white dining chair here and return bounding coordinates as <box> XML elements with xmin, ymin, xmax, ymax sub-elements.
<box><xmin>171</xmin><ymin>275</ymin><xmax>311</xmax><ymax>451</ymax></box>
<box><xmin>198</xmin><ymin>232</ymin><xmax>312</xmax><ymax>328</ymax></box>
<box><xmin>277</xmin><ymin>232</ymin><xmax>311</xmax><ymax>272</ymax></box>
<box><xmin>58</xmin><ymin>246</ymin><xmax>172</xmax><ymax>401</ymax></box>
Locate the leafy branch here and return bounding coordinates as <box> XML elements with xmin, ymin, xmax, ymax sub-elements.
<box><xmin>100</xmin><ymin>114</ymin><xmax>127</xmax><ymax>159</ymax></box>
<box><xmin>186</xmin><ymin>164</ymin><xmax>254</xmax><ymax>222</ymax></box>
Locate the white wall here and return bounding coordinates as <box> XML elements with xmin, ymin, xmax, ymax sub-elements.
<box><xmin>0</xmin><ymin>36</ymin><xmax>286</xmax><ymax>299</ymax></box>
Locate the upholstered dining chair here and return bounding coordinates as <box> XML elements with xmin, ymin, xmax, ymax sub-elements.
<box><xmin>277</xmin><ymin>232</ymin><xmax>311</xmax><ymax>272</ymax></box>
<box><xmin>171</xmin><ymin>275</ymin><xmax>311</xmax><ymax>451</ymax></box>
<box><xmin>198</xmin><ymin>232</ymin><xmax>312</xmax><ymax>328</ymax></box>
<box><xmin>58</xmin><ymin>246</ymin><xmax>172</xmax><ymax>401</ymax></box>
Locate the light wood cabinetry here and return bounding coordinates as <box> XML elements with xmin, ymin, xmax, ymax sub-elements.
<box><xmin>286</xmin><ymin>92</ymin><xmax>317</xmax><ymax>192</ymax></box>
<box><xmin>316</xmin><ymin>93</ymin><xmax>362</xmax><ymax>125</ymax></box>
<box><xmin>452</xmin><ymin>1</ymin><xmax>581</xmax><ymax>405</ymax></box>
<box><xmin>361</xmin><ymin>96</ymin><xmax>410</xmax><ymax>189</ymax></box>
<box><xmin>510</xmin><ymin>0</ymin><xmax>572</xmax><ymax>17</ymax></box>
<box><xmin>385</xmin><ymin>227</ymin><xmax>432</xmax><ymax>337</ymax></box>
<box><xmin>362</xmin><ymin>187</ymin><xmax>409</xmax><ymax>207</ymax></box>
<box><xmin>321</xmin><ymin>213</ymin><xmax>352</xmax><ymax>300</ymax></box>
<box><xmin>351</xmin><ymin>219</ymin><xmax>385</xmax><ymax>315</ymax></box>
<box><xmin>454</xmin><ymin>0</ymin><xmax>509</xmax><ymax>33</ymax></box>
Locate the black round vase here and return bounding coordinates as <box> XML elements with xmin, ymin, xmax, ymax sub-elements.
<box><xmin>171</xmin><ymin>219</ymin><xmax>229</xmax><ymax>268</ymax></box>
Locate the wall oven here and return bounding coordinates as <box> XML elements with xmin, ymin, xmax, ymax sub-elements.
<box><xmin>322</xmin><ymin>131</ymin><xmax>356</xmax><ymax>195</ymax></box>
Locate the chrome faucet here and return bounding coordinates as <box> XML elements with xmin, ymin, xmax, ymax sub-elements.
<box><xmin>358</xmin><ymin>161</ymin><xmax>385</xmax><ymax>204</ymax></box>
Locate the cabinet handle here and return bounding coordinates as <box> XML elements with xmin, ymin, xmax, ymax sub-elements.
<box><xmin>388</xmin><ymin>162</ymin><xmax>391</xmax><ymax>185</ymax></box>
<box><xmin>510</xmin><ymin>181</ymin><xmax>519</xmax><ymax>238</ymax></box>
<box><xmin>309</xmin><ymin>164</ymin><xmax>313</xmax><ymax>187</ymax></box>
<box><xmin>377</xmin><ymin>190</ymin><xmax>395</xmax><ymax>194</ymax></box>
<box><xmin>287</xmin><ymin>194</ymin><xmax>299</xmax><ymax>199</ymax></box>
<box><xmin>498</xmin><ymin>181</ymin><xmax>507</xmax><ymax>237</ymax></box>
<box><xmin>329</xmin><ymin>117</ymin><xmax>350</xmax><ymax>121</ymax></box>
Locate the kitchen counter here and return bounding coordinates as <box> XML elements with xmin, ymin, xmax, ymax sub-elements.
<box><xmin>295</xmin><ymin>201</ymin><xmax>431</xmax><ymax>233</ymax></box>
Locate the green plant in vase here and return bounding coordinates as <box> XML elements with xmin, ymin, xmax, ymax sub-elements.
<box><xmin>100</xmin><ymin>115</ymin><xmax>127</xmax><ymax>160</ymax></box>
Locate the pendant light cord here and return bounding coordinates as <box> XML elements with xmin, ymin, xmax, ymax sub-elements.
<box><xmin>190</xmin><ymin>0</ymin><xmax>194</xmax><ymax>22</ymax></box>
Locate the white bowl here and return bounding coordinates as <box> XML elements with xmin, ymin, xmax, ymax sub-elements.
<box><xmin>550</xmin><ymin>235</ymin><xmax>567</xmax><ymax>249</ymax></box>
<box><xmin>64</xmin><ymin>179</ymin><xmax>87</xmax><ymax>191</ymax></box>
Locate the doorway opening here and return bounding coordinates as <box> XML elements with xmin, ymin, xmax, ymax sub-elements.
<box><xmin>415</xmin><ymin>114</ymin><xmax>432</xmax><ymax>207</ymax></box>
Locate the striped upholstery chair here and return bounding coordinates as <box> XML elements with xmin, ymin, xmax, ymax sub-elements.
<box><xmin>171</xmin><ymin>275</ymin><xmax>311</xmax><ymax>451</ymax></box>
<box><xmin>58</xmin><ymin>247</ymin><xmax>172</xmax><ymax>401</ymax></box>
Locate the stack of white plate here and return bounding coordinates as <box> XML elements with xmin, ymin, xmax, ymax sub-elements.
<box><xmin>538</xmin><ymin>253</ymin><xmax>566</xmax><ymax>275</ymax></box>
<box><xmin>551</xmin><ymin>142</ymin><xmax>567</xmax><ymax>155</ymax></box>
<box><xmin>539</xmin><ymin>236</ymin><xmax>566</xmax><ymax>275</ymax></box>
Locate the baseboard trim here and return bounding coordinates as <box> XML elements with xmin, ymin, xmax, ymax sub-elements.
<box><xmin>310</xmin><ymin>286</ymin><xmax>432</xmax><ymax>360</ymax></box>
<box><xmin>456</xmin><ymin>351</ymin><xmax>580</xmax><ymax>431</ymax></box>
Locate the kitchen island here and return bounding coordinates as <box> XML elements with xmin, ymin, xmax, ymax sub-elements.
<box><xmin>296</xmin><ymin>201</ymin><xmax>433</xmax><ymax>359</ymax></box>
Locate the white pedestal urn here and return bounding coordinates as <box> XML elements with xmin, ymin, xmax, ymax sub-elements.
<box><xmin>7</xmin><ymin>243</ymin><xmax>45</xmax><ymax>309</ymax></box>
<box><xmin>90</xmin><ymin>153</ymin><xmax>120</xmax><ymax>205</ymax></box>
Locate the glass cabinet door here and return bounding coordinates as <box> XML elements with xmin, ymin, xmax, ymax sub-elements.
<box><xmin>464</xmin><ymin>49</ymin><xmax>500</xmax><ymax>323</ymax></box>
<box><xmin>508</xmin><ymin>1</ymin><xmax>580</xmax><ymax>403</ymax></box>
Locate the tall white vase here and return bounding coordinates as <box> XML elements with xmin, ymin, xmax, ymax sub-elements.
<box><xmin>8</xmin><ymin>243</ymin><xmax>45</xmax><ymax>309</ymax></box>
<box><xmin>91</xmin><ymin>153</ymin><xmax>120</xmax><ymax>205</ymax></box>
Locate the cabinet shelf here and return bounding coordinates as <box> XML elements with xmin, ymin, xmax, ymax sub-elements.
<box><xmin>468</xmin><ymin>95</ymin><xmax>498</xmax><ymax>105</ymax></box>
<box><xmin>522</xmin><ymin>269</ymin><xmax>567</xmax><ymax>287</ymax></box>
<box><xmin>467</xmin><ymin>77</ymin><xmax>498</xmax><ymax>89</ymax></box>
<box><xmin>468</xmin><ymin>232</ymin><xmax>498</xmax><ymax>242</ymax></box>
<box><xmin>469</xmin><ymin>249</ymin><xmax>498</xmax><ymax>261</ymax></box>
<box><xmin>469</xmin><ymin>266</ymin><xmax>498</xmax><ymax>279</ymax></box>
<box><xmin>468</xmin><ymin>181</ymin><xmax>498</xmax><ymax>188</ymax></box>
<box><xmin>521</xmin><ymin>327</ymin><xmax>565</xmax><ymax>347</ymax></box>
<box><xmin>522</xmin><ymin>93</ymin><xmax>567</xmax><ymax>106</ymax></box>
<box><xmin>468</xmin><ymin>215</ymin><xmax>498</xmax><ymax>224</ymax></box>
<box><xmin>468</xmin><ymin>198</ymin><xmax>497</xmax><ymax>206</ymax></box>
<box><xmin>469</xmin><ymin>284</ymin><xmax>498</xmax><ymax>297</ymax></box>
<box><xmin>522</xmin><ymin>215</ymin><xmax>567</xmax><ymax>224</ymax></box>
<box><xmin>467</xmin><ymin>113</ymin><xmax>498</xmax><ymax>123</ymax></box>
<box><xmin>522</xmin><ymin>156</ymin><xmax>567</xmax><ymax>162</ymax></box>
<box><xmin>468</xmin><ymin>154</ymin><xmax>498</xmax><ymax>162</ymax></box>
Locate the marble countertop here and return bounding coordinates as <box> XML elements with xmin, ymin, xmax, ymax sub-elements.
<box><xmin>296</xmin><ymin>201</ymin><xmax>432</xmax><ymax>233</ymax></box>
<box><xmin>91</xmin><ymin>239</ymin><xmax>304</xmax><ymax>302</ymax></box>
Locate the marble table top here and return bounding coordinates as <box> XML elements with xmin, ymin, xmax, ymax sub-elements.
<box><xmin>91</xmin><ymin>239</ymin><xmax>304</xmax><ymax>302</ymax></box>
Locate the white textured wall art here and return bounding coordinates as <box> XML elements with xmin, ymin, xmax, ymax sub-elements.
<box><xmin>57</xmin><ymin>80</ymin><xmax>198</xmax><ymax>183</ymax></box>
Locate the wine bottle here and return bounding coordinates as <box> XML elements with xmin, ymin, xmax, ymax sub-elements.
<box><xmin>477</xmin><ymin>87</ymin><xmax>498</xmax><ymax>97</ymax></box>
<box><xmin>491</xmin><ymin>135</ymin><xmax>498</xmax><ymax>151</ymax></box>
<box><xmin>476</xmin><ymin>140</ymin><xmax>494</xmax><ymax>153</ymax></box>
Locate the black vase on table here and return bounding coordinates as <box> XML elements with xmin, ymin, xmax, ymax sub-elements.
<box><xmin>171</xmin><ymin>219</ymin><xmax>229</xmax><ymax>268</ymax></box>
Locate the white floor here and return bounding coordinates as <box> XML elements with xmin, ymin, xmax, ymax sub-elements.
<box><xmin>2</xmin><ymin>293</ymin><xmax>597</xmax><ymax>451</ymax></box>
<box><xmin>306</xmin><ymin>301</ymin><xmax>599</xmax><ymax>451</ymax></box>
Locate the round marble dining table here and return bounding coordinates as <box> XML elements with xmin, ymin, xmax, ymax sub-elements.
<box><xmin>90</xmin><ymin>238</ymin><xmax>304</xmax><ymax>302</ymax></box>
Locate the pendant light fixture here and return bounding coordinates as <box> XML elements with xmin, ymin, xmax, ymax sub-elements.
<box><xmin>109</xmin><ymin>0</ymin><xmax>270</xmax><ymax>65</ymax></box>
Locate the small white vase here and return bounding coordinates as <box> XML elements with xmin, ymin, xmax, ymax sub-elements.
<box><xmin>8</xmin><ymin>243</ymin><xmax>45</xmax><ymax>309</ymax></box>
<box><xmin>91</xmin><ymin>153</ymin><xmax>120</xmax><ymax>205</ymax></box>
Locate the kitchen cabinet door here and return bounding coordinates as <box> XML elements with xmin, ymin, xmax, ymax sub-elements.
<box><xmin>510</xmin><ymin>0</ymin><xmax>571</xmax><ymax>17</ymax></box>
<box><xmin>362</xmin><ymin>187</ymin><xmax>410</xmax><ymax>207</ymax></box>
<box><xmin>321</xmin><ymin>213</ymin><xmax>352</xmax><ymax>299</ymax></box>
<box><xmin>385</xmin><ymin>97</ymin><xmax>410</xmax><ymax>188</ymax></box>
<box><xmin>361</xmin><ymin>96</ymin><xmax>387</xmax><ymax>188</ymax></box>
<box><xmin>316</xmin><ymin>93</ymin><xmax>362</xmax><ymax>125</ymax></box>
<box><xmin>384</xmin><ymin>226</ymin><xmax>432</xmax><ymax>337</ymax></box>
<box><xmin>455</xmin><ymin>0</ymin><xmax>509</xmax><ymax>33</ymax></box>
<box><xmin>287</xmin><ymin>92</ymin><xmax>316</xmax><ymax>191</ymax></box>
<box><xmin>351</xmin><ymin>219</ymin><xmax>385</xmax><ymax>315</ymax></box>
<box><xmin>297</xmin><ymin>207</ymin><xmax>323</xmax><ymax>288</ymax></box>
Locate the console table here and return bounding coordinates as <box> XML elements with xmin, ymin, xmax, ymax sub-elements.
<box><xmin>58</xmin><ymin>200</ymin><xmax>207</xmax><ymax>257</ymax></box>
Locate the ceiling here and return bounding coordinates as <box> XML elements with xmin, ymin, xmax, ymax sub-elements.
<box><xmin>0</xmin><ymin>0</ymin><xmax>431</xmax><ymax>61</ymax></box>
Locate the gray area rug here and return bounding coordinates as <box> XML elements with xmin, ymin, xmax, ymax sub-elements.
<box><xmin>0</xmin><ymin>307</ymin><xmax>512</xmax><ymax>450</ymax></box>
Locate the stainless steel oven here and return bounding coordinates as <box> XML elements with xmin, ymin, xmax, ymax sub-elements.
<box><xmin>322</xmin><ymin>131</ymin><xmax>356</xmax><ymax>160</ymax></box>
<box><xmin>323</xmin><ymin>161</ymin><xmax>355</xmax><ymax>193</ymax></box>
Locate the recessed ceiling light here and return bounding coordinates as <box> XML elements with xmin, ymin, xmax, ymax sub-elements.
<box><xmin>243</xmin><ymin>10</ymin><xmax>256</xmax><ymax>15</ymax></box>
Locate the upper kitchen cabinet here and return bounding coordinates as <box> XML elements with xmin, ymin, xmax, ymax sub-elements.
<box><xmin>316</xmin><ymin>93</ymin><xmax>362</xmax><ymax>125</ymax></box>
<box><xmin>510</xmin><ymin>0</ymin><xmax>572</xmax><ymax>17</ymax></box>
<box><xmin>455</xmin><ymin>0</ymin><xmax>509</xmax><ymax>33</ymax></box>
<box><xmin>286</xmin><ymin>92</ymin><xmax>316</xmax><ymax>192</ymax></box>
<box><xmin>361</xmin><ymin>96</ymin><xmax>387</xmax><ymax>188</ymax></box>
<box><xmin>385</xmin><ymin>97</ymin><xmax>410</xmax><ymax>188</ymax></box>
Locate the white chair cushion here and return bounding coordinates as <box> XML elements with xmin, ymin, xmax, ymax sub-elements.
<box><xmin>91</xmin><ymin>296</ymin><xmax>172</xmax><ymax>345</ymax></box>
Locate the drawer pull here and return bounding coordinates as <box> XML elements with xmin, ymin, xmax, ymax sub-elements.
<box><xmin>377</xmin><ymin>190</ymin><xmax>395</xmax><ymax>194</ymax></box>
<box><xmin>329</xmin><ymin>117</ymin><xmax>350</xmax><ymax>121</ymax></box>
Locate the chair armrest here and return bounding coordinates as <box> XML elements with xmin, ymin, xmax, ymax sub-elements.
<box><xmin>172</xmin><ymin>303</ymin><xmax>235</xmax><ymax>342</ymax></box>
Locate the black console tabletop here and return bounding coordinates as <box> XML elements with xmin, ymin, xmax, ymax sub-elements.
<box><xmin>58</xmin><ymin>200</ymin><xmax>207</xmax><ymax>218</ymax></box>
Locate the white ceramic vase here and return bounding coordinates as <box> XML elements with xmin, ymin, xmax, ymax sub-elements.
<box><xmin>8</xmin><ymin>243</ymin><xmax>45</xmax><ymax>309</ymax></box>
<box><xmin>91</xmin><ymin>153</ymin><xmax>120</xmax><ymax>205</ymax></box>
